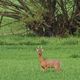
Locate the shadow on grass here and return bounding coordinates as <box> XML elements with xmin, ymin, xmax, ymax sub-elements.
<box><xmin>69</xmin><ymin>54</ymin><xmax>80</xmax><ymax>58</ymax></box>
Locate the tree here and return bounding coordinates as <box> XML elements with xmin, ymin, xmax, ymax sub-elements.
<box><xmin>0</xmin><ymin>0</ymin><xmax>80</xmax><ymax>36</ymax></box>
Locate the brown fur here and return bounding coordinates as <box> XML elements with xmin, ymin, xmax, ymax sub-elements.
<box><xmin>36</xmin><ymin>48</ymin><xmax>61</xmax><ymax>71</ymax></box>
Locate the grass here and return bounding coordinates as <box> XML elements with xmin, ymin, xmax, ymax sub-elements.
<box><xmin>0</xmin><ymin>17</ymin><xmax>25</xmax><ymax>35</ymax></box>
<box><xmin>0</xmin><ymin>0</ymin><xmax>80</xmax><ymax>79</ymax></box>
<box><xmin>0</xmin><ymin>36</ymin><xmax>80</xmax><ymax>80</ymax></box>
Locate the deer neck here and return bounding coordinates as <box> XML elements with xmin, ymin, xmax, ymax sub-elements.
<box><xmin>38</xmin><ymin>53</ymin><xmax>44</xmax><ymax>63</ymax></box>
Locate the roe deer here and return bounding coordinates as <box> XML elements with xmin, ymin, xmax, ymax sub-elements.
<box><xmin>36</xmin><ymin>47</ymin><xmax>61</xmax><ymax>71</ymax></box>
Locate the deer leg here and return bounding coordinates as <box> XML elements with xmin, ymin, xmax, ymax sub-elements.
<box><xmin>41</xmin><ymin>66</ymin><xmax>47</xmax><ymax>72</ymax></box>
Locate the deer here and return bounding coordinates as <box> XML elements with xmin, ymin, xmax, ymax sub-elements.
<box><xmin>36</xmin><ymin>47</ymin><xmax>61</xmax><ymax>72</ymax></box>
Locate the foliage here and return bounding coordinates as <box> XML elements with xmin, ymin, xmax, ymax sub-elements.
<box><xmin>0</xmin><ymin>0</ymin><xmax>80</xmax><ymax>37</ymax></box>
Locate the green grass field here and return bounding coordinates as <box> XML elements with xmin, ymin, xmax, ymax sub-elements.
<box><xmin>0</xmin><ymin>0</ymin><xmax>80</xmax><ymax>80</ymax></box>
<box><xmin>0</xmin><ymin>36</ymin><xmax>80</xmax><ymax>80</ymax></box>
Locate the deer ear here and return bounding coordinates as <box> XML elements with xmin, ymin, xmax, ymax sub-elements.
<box><xmin>36</xmin><ymin>47</ymin><xmax>40</xmax><ymax>52</ymax></box>
<box><xmin>36</xmin><ymin>48</ymin><xmax>38</xmax><ymax>51</ymax></box>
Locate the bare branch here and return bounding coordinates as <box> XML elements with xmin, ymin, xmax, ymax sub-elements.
<box><xmin>1</xmin><ymin>20</ymin><xmax>19</xmax><ymax>27</ymax></box>
<box><xmin>0</xmin><ymin>12</ymin><xmax>21</xmax><ymax>20</ymax></box>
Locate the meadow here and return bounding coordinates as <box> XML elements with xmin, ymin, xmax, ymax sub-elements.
<box><xmin>0</xmin><ymin>0</ymin><xmax>80</xmax><ymax>80</ymax></box>
<box><xmin>0</xmin><ymin>35</ymin><xmax>80</xmax><ymax>80</ymax></box>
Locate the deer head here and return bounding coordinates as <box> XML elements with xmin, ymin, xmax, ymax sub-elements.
<box><xmin>36</xmin><ymin>46</ymin><xmax>43</xmax><ymax>56</ymax></box>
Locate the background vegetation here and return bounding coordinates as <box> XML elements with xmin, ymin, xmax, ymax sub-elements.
<box><xmin>0</xmin><ymin>0</ymin><xmax>80</xmax><ymax>80</ymax></box>
<box><xmin>0</xmin><ymin>0</ymin><xmax>80</xmax><ymax>36</ymax></box>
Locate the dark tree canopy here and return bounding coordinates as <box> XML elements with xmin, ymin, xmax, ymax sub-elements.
<box><xmin>0</xmin><ymin>0</ymin><xmax>80</xmax><ymax>37</ymax></box>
